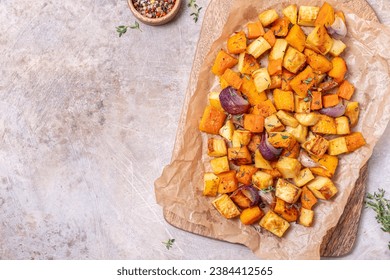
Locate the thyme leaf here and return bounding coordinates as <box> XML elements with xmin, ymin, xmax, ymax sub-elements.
<box><xmin>162</xmin><ymin>238</ymin><xmax>175</xmax><ymax>250</ymax></box>
<box><xmin>116</xmin><ymin>21</ymin><xmax>142</xmax><ymax>37</ymax></box>
<box><xmin>188</xmin><ymin>0</ymin><xmax>202</xmax><ymax>23</ymax></box>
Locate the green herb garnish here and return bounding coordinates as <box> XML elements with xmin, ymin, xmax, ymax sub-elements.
<box><xmin>162</xmin><ymin>238</ymin><xmax>175</xmax><ymax>250</ymax></box>
<box><xmin>188</xmin><ymin>0</ymin><xmax>202</xmax><ymax>23</ymax></box>
<box><xmin>303</xmin><ymin>77</ymin><xmax>313</xmax><ymax>84</ymax></box>
<box><xmin>262</xmin><ymin>186</ymin><xmax>275</xmax><ymax>193</ymax></box>
<box><xmin>116</xmin><ymin>21</ymin><xmax>142</xmax><ymax>37</ymax></box>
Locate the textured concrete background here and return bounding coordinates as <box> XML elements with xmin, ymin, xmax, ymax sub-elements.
<box><xmin>0</xmin><ymin>0</ymin><xmax>389</xmax><ymax>259</ymax></box>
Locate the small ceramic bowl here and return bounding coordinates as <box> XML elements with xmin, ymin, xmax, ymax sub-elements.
<box><xmin>127</xmin><ymin>0</ymin><xmax>182</xmax><ymax>26</ymax></box>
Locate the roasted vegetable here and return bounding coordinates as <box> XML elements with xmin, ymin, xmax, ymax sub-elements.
<box><xmin>212</xmin><ymin>50</ymin><xmax>238</xmax><ymax>76</ymax></box>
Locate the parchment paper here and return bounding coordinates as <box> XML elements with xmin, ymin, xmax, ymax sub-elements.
<box><xmin>155</xmin><ymin>0</ymin><xmax>390</xmax><ymax>259</ymax></box>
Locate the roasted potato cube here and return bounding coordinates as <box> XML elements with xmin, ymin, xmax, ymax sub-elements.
<box><xmin>290</xmin><ymin>66</ymin><xmax>316</xmax><ymax>98</ymax></box>
<box><xmin>276</xmin><ymin>157</ymin><xmax>301</xmax><ymax>179</ymax></box>
<box><xmin>304</xmin><ymin>48</ymin><xmax>333</xmax><ymax>73</ymax></box>
<box><xmin>275</xmin><ymin>178</ymin><xmax>302</xmax><ymax>203</ymax></box>
<box><xmin>210</xmin><ymin>156</ymin><xmax>230</xmax><ymax>174</ymax></box>
<box><xmin>274</xmin><ymin>198</ymin><xmax>299</xmax><ymax>222</ymax></box>
<box><xmin>243</xmin><ymin>114</ymin><xmax>264</xmax><ymax>133</ymax></box>
<box><xmin>294</xmin><ymin>95</ymin><xmax>311</xmax><ymax>113</ymax></box>
<box><xmin>247</xmin><ymin>21</ymin><xmax>265</xmax><ymax>39</ymax></box>
<box><xmin>283</xmin><ymin>4</ymin><xmax>298</xmax><ymax>24</ymax></box>
<box><xmin>283</xmin><ymin>46</ymin><xmax>307</xmax><ymax>74</ymax></box>
<box><xmin>212</xmin><ymin>194</ymin><xmax>241</xmax><ymax>219</ymax></box>
<box><xmin>258</xmin><ymin>9</ymin><xmax>279</xmax><ymax>27</ymax></box>
<box><xmin>199</xmin><ymin>105</ymin><xmax>227</xmax><ymax>135</ymax></box>
<box><xmin>299</xmin><ymin>207</ymin><xmax>314</xmax><ymax>227</ymax></box>
<box><xmin>227</xmin><ymin>31</ymin><xmax>247</xmax><ymax>54</ymax></box>
<box><xmin>212</xmin><ymin>50</ymin><xmax>238</xmax><ymax>76</ymax></box>
<box><xmin>240</xmin><ymin>206</ymin><xmax>265</xmax><ymax>225</ymax></box>
<box><xmin>254</xmin><ymin>149</ymin><xmax>272</xmax><ymax>170</ymax></box>
<box><xmin>221</xmin><ymin>69</ymin><xmax>243</xmax><ymax>90</ymax></box>
<box><xmin>218</xmin><ymin>170</ymin><xmax>238</xmax><ymax>194</ymax></box>
<box><xmin>345</xmin><ymin>101</ymin><xmax>360</xmax><ymax>127</ymax></box>
<box><xmin>315</xmin><ymin>2</ymin><xmax>335</xmax><ymax>27</ymax></box>
<box><xmin>306</xmin><ymin>25</ymin><xmax>333</xmax><ymax>55</ymax></box>
<box><xmin>310</xmin><ymin>91</ymin><xmax>323</xmax><ymax>110</ymax></box>
<box><xmin>268</xmin><ymin>131</ymin><xmax>297</xmax><ymax>150</ymax></box>
<box><xmin>345</xmin><ymin>132</ymin><xmax>366</xmax><ymax>152</ymax></box>
<box><xmin>329</xmin><ymin>38</ymin><xmax>347</xmax><ymax>56</ymax></box>
<box><xmin>337</xmin><ymin>80</ymin><xmax>355</xmax><ymax>100</ymax></box>
<box><xmin>302</xmin><ymin>134</ymin><xmax>329</xmax><ymax>157</ymax></box>
<box><xmin>322</xmin><ymin>94</ymin><xmax>339</xmax><ymax>108</ymax></box>
<box><xmin>328</xmin><ymin>57</ymin><xmax>347</xmax><ymax>83</ymax></box>
<box><xmin>232</xmin><ymin>130</ymin><xmax>252</xmax><ymax>148</ymax></box>
<box><xmin>228</xmin><ymin>146</ymin><xmax>252</xmax><ymax>165</ymax></box>
<box><xmin>276</xmin><ymin>110</ymin><xmax>299</xmax><ymax>127</ymax></box>
<box><xmin>236</xmin><ymin>165</ymin><xmax>258</xmax><ymax>185</ymax></box>
<box><xmin>271</xmin><ymin>17</ymin><xmax>291</xmax><ymax>37</ymax></box>
<box><xmin>203</xmin><ymin>173</ymin><xmax>220</xmax><ymax>196</ymax></box>
<box><xmin>240</xmin><ymin>77</ymin><xmax>268</xmax><ymax>105</ymax></box>
<box><xmin>294</xmin><ymin>168</ymin><xmax>315</xmax><ymax>187</ymax></box>
<box><xmin>247</xmin><ymin>37</ymin><xmax>272</xmax><ymax>59</ymax></box>
<box><xmin>263</xmin><ymin>29</ymin><xmax>276</xmax><ymax>47</ymax></box>
<box><xmin>311</xmin><ymin>115</ymin><xmax>337</xmax><ymax>134</ymax></box>
<box><xmin>208</xmin><ymin>91</ymin><xmax>223</xmax><ymax>111</ymax></box>
<box><xmin>328</xmin><ymin>137</ymin><xmax>348</xmax><ymax>155</ymax></box>
<box><xmin>259</xmin><ymin>210</ymin><xmax>290</xmax><ymax>237</ymax></box>
<box><xmin>307</xmin><ymin>176</ymin><xmax>338</xmax><ymax>200</ymax></box>
<box><xmin>301</xmin><ymin>186</ymin><xmax>318</xmax><ymax>209</ymax></box>
<box><xmin>207</xmin><ymin>138</ymin><xmax>227</xmax><ymax>157</ymax></box>
<box><xmin>252</xmin><ymin>171</ymin><xmax>274</xmax><ymax>190</ymax></box>
<box><xmin>219</xmin><ymin>119</ymin><xmax>235</xmax><ymax>141</ymax></box>
<box><xmin>238</xmin><ymin>53</ymin><xmax>261</xmax><ymax>75</ymax></box>
<box><xmin>310</xmin><ymin>154</ymin><xmax>338</xmax><ymax>178</ymax></box>
<box><xmin>285</xmin><ymin>124</ymin><xmax>308</xmax><ymax>144</ymax></box>
<box><xmin>253</xmin><ymin>68</ymin><xmax>271</xmax><ymax>92</ymax></box>
<box><xmin>265</xmin><ymin>114</ymin><xmax>285</xmax><ymax>133</ymax></box>
<box><xmin>252</xmin><ymin>100</ymin><xmax>277</xmax><ymax>117</ymax></box>
<box><xmin>298</xmin><ymin>6</ymin><xmax>320</xmax><ymax>26</ymax></box>
<box><xmin>295</xmin><ymin>112</ymin><xmax>320</xmax><ymax>126</ymax></box>
<box><xmin>335</xmin><ymin>116</ymin><xmax>350</xmax><ymax>135</ymax></box>
<box><xmin>273</xmin><ymin>89</ymin><xmax>295</xmax><ymax>112</ymax></box>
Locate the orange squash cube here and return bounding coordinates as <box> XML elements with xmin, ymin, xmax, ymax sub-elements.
<box><xmin>301</xmin><ymin>186</ymin><xmax>318</xmax><ymax>210</ymax></box>
<box><xmin>285</xmin><ymin>24</ymin><xmax>306</xmax><ymax>52</ymax></box>
<box><xmin>274</xmin><ymin>198</ymin><xmax>299</xmax><ymax>222</ymax></box>
<box><xmin>227</xmin><ymin>31</ymin><xmax>247</xmax><ymax>54</ymax></box>
<box><xmin>315</xmin><ymin>2</ymin><xmax>335</xmax><ymax>27</ymax></box>
<box><xmin>322</xmin><ymin>94</ymin><xmax>339</xmax><ymax>108</ymax></box>
<box><xmin>281</xmin><ymin>70</ymin><xmax>295</xmax><ymax>91</ymax></box>
<box><xmin>247</xmin><ymin>21</ymin><xmax>265</xmax><ymax>39</ymax></box>
<box><xmin>345</xmin><ymin>132</ymin><xmax>366</xmax><ymax>152</ymax></box>
<box><xmin>251</xmin><ymin>99</ymin><xmax>277</xmax><ymax>117</ymax></box>
<box><xmin>236</xmin><ymin>165</ymin><xmax>258</xmax><ymax>185</ymax></box>
<box><xmin>310</xmin><ymin>91</ymin><xmax>323</xmax><ymax>110</ymax></box>
<box><xmin>211</xmin><ymin>50</ymin><xmax>239</xmax><ymax>76</ymax></box>
<box><xmin>273</xmin><ymin>89</ymin><xmax>295</xmax><ymax>112</ymax></box>
<box><xmin>221</xmin><ymin>68</ymin><xmax>243</xmax><ymax>90</ymax></box>
<box><xmin>290</xmin><ymin>66</ymin><xmax>317</xmax><ymax>98</ymax></box>
<box><xmin>199</xmin><ymin>105</ymin><xmax>227</xmax><ymax>134</ymax></box>
<box><xmin>218</xmin><ymin>171</ymin><xmax>238</xmax><ymax>194</ymax></box>
<box><xmin>271</xmin><ymin>16</ymin><xmax>291</xmax><ymax>37</ymax></box>
<box><xmin>263</xmin><ymin>29</ymin><xmax>276</xmax><ymax>47</ymax></box>
<box><xmin>328</xmin><ymin>57</ymin><xmax>347</xmax><ymax>83</ymax></box>
<box><xmin>243</xmin><ymin>114</ymin><xmax>264</xmax><ymax>133</ymax></box>
<box><xmin>337</xmin><ymin>80</ymin><xmax>355</xmax><ymax>100</ymax></box>
<box><xmin>240</xmin><ymin>77</ymin><xmax>267</xmax><ymax>105</ymax></box>
<box><xmin>228</xmin><ymin>146</ymin><xmax>252</xmax><ymax>165</ymax></box>
<box><xmin>304</xmin><ymin>48</ymin><xmax>333</xmax><ymax>73</ymax></box>
<box><xmin>240</xmin><ymin>206</ymin><xmax>265</xmax><ymax>225</ymax></box>
<box><xmin>268</xmin><ymin>59</ymin><xmax>283</xmax><ymax>76</ymax></box>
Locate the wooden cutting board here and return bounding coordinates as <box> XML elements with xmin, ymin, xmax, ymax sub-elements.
<box><xmin>163</xmin><ymin>0</ymin><xmax>378</xmax><ymax>258</ymax></box>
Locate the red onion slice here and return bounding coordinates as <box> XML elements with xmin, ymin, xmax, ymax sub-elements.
<box><xmin>319</xmin><ymin>102</ymin><xmax>346</xmax><ymax>118</ymax></box>
<box><xmin>259</xmin><ymin>132</ymin><xmax>282</xmax><ymax>161</ymax></box>
<box><xmin>219</xmin><ymin>86</ymin><xmax>250</xmax><ymax>115</ymax></box>
<box><xmin>298</xmin><ymin>150</ymin><xmax>320</xmax><ymax>168</ymax></box>
<box><xmin>240</xmin><ymin>185</ymin><xmax>261</xmax><ymax>207</ymax></box>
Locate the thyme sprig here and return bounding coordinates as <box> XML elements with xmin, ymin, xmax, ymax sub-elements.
<box><xmin>188</xmin><ymin>0</ymin><xmax>202</xmax><ymax>23</ymax></box>
<box><xmin>162</xmin><ymin>238</ymin><xmax>175</xmax><ymax>250</ymax></box>
<box><xmin>116</xmin><ymin>21</ymin><xmax>142</xmax><ymax>37</ymax></box>
<box><xmin>261</xmin><ymin>186</ymin><xmax>275</xmax><ymax>193</ymax></box>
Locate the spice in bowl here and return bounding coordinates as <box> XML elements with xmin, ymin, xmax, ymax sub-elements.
<box><xmin>132</xmin><ymin>0</ymin><xmax>176</xmax><ymax>19</ymax></box>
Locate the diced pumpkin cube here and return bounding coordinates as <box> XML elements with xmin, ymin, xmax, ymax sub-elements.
<box><xmin>290</xmin><ymin>66</ymin><xmax>316</xmax><ymax>98</ymax></box>
<box><xmin>276</xmin><ymin>110</ymin><xmax>299</xmax><ymax>127</ymax></box>
<box><xmin>240</xmin><ymin>76</ymin><xmax>267</xmax><ymax>105</ymax></box>
<box><xmin>221</xmin><ymin>69</ymin><xmax>243</xmax><ymax>90</ymax></box>
<box><xmin>275</xmin><ymin>178</ymin><xmax>302</xmax><ymax>204</ymax></box>
<box><xmin>212</xmin><ymin>194</ymin><xmax>241</xmax><ymax>219</ymax></box>
<box><xmin>269</xmin><ymin>75</ymin><xmax>282</xmax><ymax>89</ymax></box>
<box><xmin>307</xmin><ymin>176</ymin><xmax>338</xmax><ymax>200</ymax></box>
<box><xmin>276</xmin><ymin>157</ymin><xmax>301</xmax><ymax>179</ymax></box>
<box><xmin>274</xmin><ymin>198</ymin><xmax>299</xmax><ymax>222</ymax></box>
<box><xmin>322</xmin><ymin>94</ymin><xmax>339</xmax><ymax>108</ymax></box>
<box><xmin>230</xmin><ymin>189</ymin><xmax>252</xmax><ymax>209</ymax></box>
<box><xmin>228</xmin><ymin>146</ymin><xmax>252</xmax><ymax>165</ymax></box>
<box><xmin>252</xmin><ymin>100</ymin><xmax>277</xmax><ymax>117</ymax></box>
<box><xmin>208</xmin><ymin>91</ymin><xmax>223</xmax><ymax>111</ymax></box>
<box><xmin>328</xmin><ymin>137</ymin><xmax>348</xmax><ymax>155</ymax></box>
<box><xmin>232</xmin><ymin>130</ymin><xmax>252</xmax><ymax>148</ymax></box>
<box><xmin>268</xmin><ymin>59</ymin><xmax>283</xmax><ymax>76</ymax></box>
<box><xmin>283</xmin><ymin>46</ymin><xmax>307</xmax><ymax>74</ymax></box>
<box><xmin>271</xmin><ymin>16</ymin><xmax>291</xmax><ymax>37</ymax></box>
<box><xmin>337</xmin><ymin>80</ymin><xmax>355</xmax><ymax>100</ymax></box>
<box><xmin>299</xmin><ymin>207</ymin><xmax>314</xmax><ymax>227</ymax></box>
<box><xmin>210</xmin><ymin>156</ymin><xmax>230</xmax><ymax>174</ymax></box>
<box><xmin>306</xmin><ymin>25</ymin><xmax>333</xmax><ymax>55</ymax></box>
<box><xmin>247</xmin><ymin>21</ymin><xmax>265</xmax><ymax>39</ymax></box>
<box><xmin>238</xmin><ymin>53</ymin><xmax>260</xmax><ymax>75</ymax></box>
<box><xmin>294</xmin><ymin>168</ymin><xmax>315</xmax><ymax>187</ymax></box>
<box><xmin>259</xmin><ymin>210</ymin><xmax>290</xmax><ymax>237</ymax></box>
<box><xmin>227</xmin><ymin>31</ymin><xmax>247</xmax><ymax>54</ymax></box>
<box><xmin>302</xmin><ymin>134</ymin><xmax>329</xmax><ymax>157</ymax></box>
<box><xmin>255</xmin><ymin>149</ymin><xmax>272</xmax><ymax>170</ymax></box>
<box><xmin>345</xmin><ymin>101</ymin><xmax>360</xmax><ymax>127</ymax></box>
<box><xmin>345</xmin><ymin>132</ymin><xmax>366</xmax><ymax>152</ymax></box>
<box><xmin>247</xmin><ymin>37</ymin><xmax>272</xmax><ymax>59</ymax></box>
<box><xmin>281</xmin><ymin>141</ymin><xmax>300</xmax><ymax>159</ymax></box>
<box><xmin>240</xmin><ymin>206</ymin><xmax>265</xmax><ymax>225</ymax></box>
<box><xmin>310</xmin><ymin>91</ymin><xmax>323</xmax><ymax>110</ymax></box>
<box><xmin>248</xmin><ymin>134</ymin><xmax>262</xmax><ymax>153</ymax></box>
<box><xmin>285</xmin><ymin>124</ymin><xmax>308</xmax><ymax>144</ymax></box>
<box><xmin>265</xmin><ymin>114</ymin><xmax>285</xmax><ymax>133</ymax></box>
<box><xmin>219</xmin><ymin>119</ymin><xmax>235</xmax><ymax>141</ymax></box>
<box><xmin>294</xmin><ymin>95</ymin><xmax>311</xmax><ymax>113</ymax></box>
<box><xmin>273</xmin><ymin>89</ymin><xmax>295</xmax><ymax>112</ymax></box>
<box><xmin>285</xmin><ymin>24</ymin><xmax>306</xmax><ymax>52</ymax></box>
<box><xmin>236</xmin><ymin>165</ymin><xmax>258</xmax><ymax>185</ymax></box>
<box><xmin>203</xmin><ymin>173</ymin><xmax>220</xmax><ymax>197</ymax></box>
<box><xmin>211</xmin><ymin>50</ymin><xmax>238</xmax><ymax>76</ymax></box>
<box><xmin>207</xmin><ymin>138</ymin><xmax>227</xmax><ymax>157</ymax></box>
<box><xmin>252</xmin><ymin>68</ymin><xmax>271</xmax><ymax>92</ymax></box>
<box><xmin>295</xmin><ymin>112</ymin><xmax>320</xmax><ymax>126</ymax></box>
<box><xmin>258</xmin><ymin>9</ymin><xmax>279</xmax><ymax>27</ymax></box>
<box><xmin>304</xmin><ymin>48</ymin><xmax>333</xmax><ymax>73</ymax></box>
<box><xmin>263</xmin><ymin>29</ymin><xmax>276</xmax><ymax>47</ymax></box>
<box><xmin>328</xmin><ymin>57</ymin><xmax>347</xmax><ymax>83</ymax></box>
<box><xmin>329</xmin><ymin>38</ymin><xmax>347</xmax><ymax>56</ymax></box>
<box><xmin>268</xmin><ymin>131</ymin><xmax>297</xmax><ymax>150</ymax></box>
<box><xmin>263</xmin><ymin>163</ymin><xmax>284</xmax><ymax>178</ymax></box>
<box><xmin>298</xmin><ymin>6</ymin><xmax>320</xmax><ymax>26</ymax></box>
<box><xmin>300</xmin><ymin>186</ymin><xmax>318</xmax><ymax>209</ymax></box>
<box><xmin>311</xmin><ymin>115</ymin><xmax>337</xmax><ymax>134</ymax></box>
<box><xmin>218</xmin><ymin>170</ymin><xmax>238</xmax><ymax>194</ymax></box>
<box><xmin>310</xmin><ymin>154</ymin><xmax>339</xmax><ymax>178</ymax></box>
<box><xmin>243</xmin><ymin>114</ymin><xmax>264</xmax><ymax>133</ymax></box>
<box><xmin>335</xmin><ymin>116</ymin><xmax>350</xmax><ymax>135</ymax></box>
<box><xmin>282</xmin><ymin>69</ymin><xmax>296</xmax><ymax>91</ymax></box>
<box><xmin>252</xmin><ymin>171</ymin><xmax>274</xmax><ymax>190</ymax></box>
<box><xmin>199</xmin><ymin>105</ymin><xmax>227</xmax><ymax>134</ymax></box>
<box><xmin>315</xmin><ymin>2</ymin><xmax>335</xmax><ymax>27</ymax></box>
<box><xmin>219</xmin><ymin>76</ymin><xmax>229</xmax><ymax>89</ymax></box>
